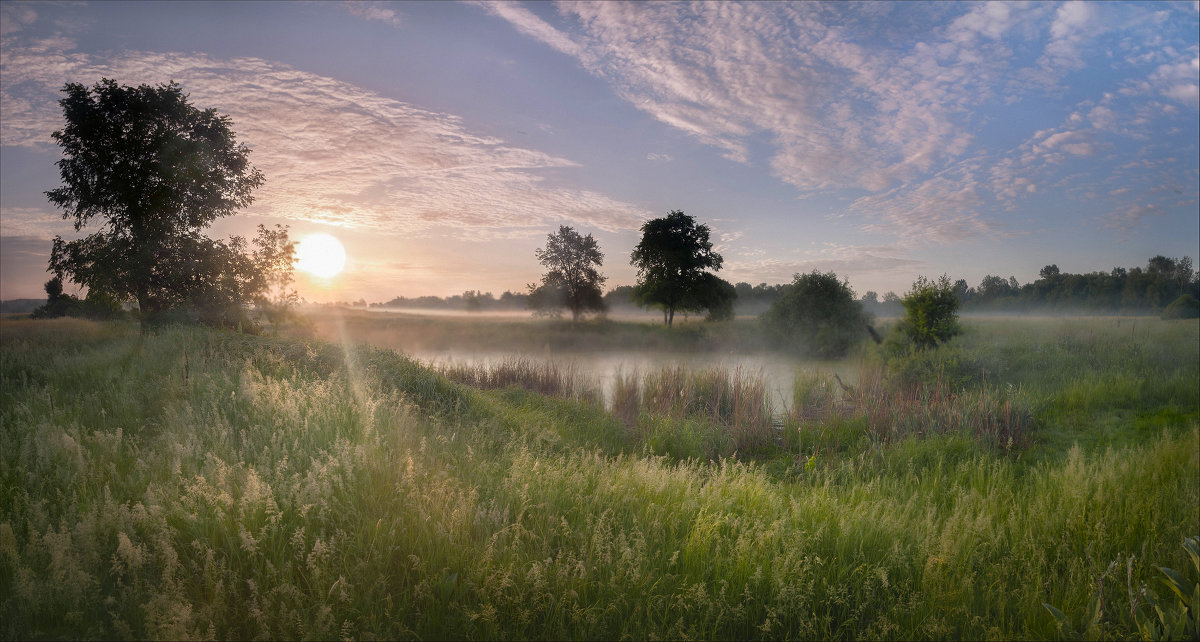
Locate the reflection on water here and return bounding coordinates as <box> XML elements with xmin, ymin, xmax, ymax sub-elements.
<box><xmin>408</xmin><ymin>347</ymin><xmax>859</xmax><ymax>412</ymax></box>
<box><xmin>365</xmin><ymin>307</ymin><xmax>686</xmax><ymax>323</ymax></box>
<box><xmin>310</xmin><ymin>308</ymin><xmax>862</xmax><ymax>412</ymax></box>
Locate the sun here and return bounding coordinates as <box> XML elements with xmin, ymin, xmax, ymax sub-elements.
<box><xmin>294</xmin><ymin>233</ymin><xmax>346</xmax><ymax>279</ymax></box>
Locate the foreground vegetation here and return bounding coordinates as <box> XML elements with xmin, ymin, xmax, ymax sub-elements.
<box><xmin>1</xmin><ymin>315</ymin><xmax>1197</xmax><ymax>640</ymax></box>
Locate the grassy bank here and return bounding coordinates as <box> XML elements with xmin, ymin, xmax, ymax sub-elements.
<box><xmin>1</xmin><ymin>317</ymin><xmax>1196</xmax><ymax>640</ymax></box>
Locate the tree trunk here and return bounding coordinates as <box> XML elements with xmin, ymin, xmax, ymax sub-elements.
<box><xmin>667</xmin><ymin>306</ymin><xmax>675</xmax><ymax>327</ymax></box>
<box><xmin>137</xmin><ymin>288</ymin><xmax>151</xmax><ymax>332</ymax></box>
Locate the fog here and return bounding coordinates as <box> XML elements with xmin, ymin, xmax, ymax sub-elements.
<box><xmin>366</xmin><ymin>307</ymin><xmax>666</xmax><ymax>323</ymax></box>
<box><xmin>407</xmin><ymin>347</ymin><xmax>856</xmax><ymax>411</ymax></box>
<box><xmin>302</xmin><ymin>307</ymin><xmax>861</xmax><ymax>412</ymax></box>
<box><xmin>363</xmin><ymin>306</ymin><xmax>743</xmax><ymax>323</ymax></box>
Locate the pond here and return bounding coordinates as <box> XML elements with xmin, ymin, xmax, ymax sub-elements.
<box><xmin>305</xmin><ymin>308</ymin><xmax>864</xmax><ymax>412</ymax></box>
<box><xmin>406</xmin><ymin>347</ymin><xmax>860</xmax><ymax>412</ymax></box>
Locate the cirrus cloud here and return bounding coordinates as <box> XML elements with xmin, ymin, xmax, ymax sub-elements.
<box><xmin>484</xmin><ymin>1</ymin><xmax>1197</xmax><ymax>246</ymax></box>
<box><xmin>0</xmin><ymin>32</ymin><xmax>649</xmax><ymax>238</ymax></box>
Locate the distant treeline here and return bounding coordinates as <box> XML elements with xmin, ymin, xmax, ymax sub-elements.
<box><xmin>316</xmin><ymin>255</ymin><xmax>1199</xmax><ymax>316</ymax></box>
<box><xmin>370</xmin><ymin>290</ymin><xmax>531</xmax><ymax>311</ymax></box>
<box><xmin>953</xmin><ymin>255</ymin><xmax>1197</xmax><ymax>313</ymax></box>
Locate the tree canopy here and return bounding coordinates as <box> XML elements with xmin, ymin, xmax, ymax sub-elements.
<box><xmin>630</xmin><ymin>210</ymin><xmax>732</xmax><ymax>326</ymax></box>
<box><xmin>527</xmin><ymin>226</ymin><xmax>607</xmax><ymax>321</ymax></box>
<box><xmin>44</xmin><ymin>79</ymin><xmax>289</xmax><ymax>328</ymax></box>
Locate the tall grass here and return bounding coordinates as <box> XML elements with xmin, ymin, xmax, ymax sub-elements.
<box><xmin>876</xmin><ymin>316</ymin><xmax>1200</xmax><ymax>458</ymax></box>
<box><xmin>791</xmin><ymin>363</ymin><xmax>1034</xmax><ymax>453</ymax></box>
<box><xmin>439</xmin><ymin>358</ymin><xmax>775</xmax><ymax>457</ymax></box>
<box><xmin>438</xmin><ymin>357</ymin><xmax>602</xmax><ymax>406</ymax></box>
<box><xmin>1</xmin><ymin>316</ymin><xmax>1196</xmax><ymax>640</ymax></box>
<box><xmin>639</xmin><ymin>365</ymin><xmax>773</xmax><ymax>453</ymax></box>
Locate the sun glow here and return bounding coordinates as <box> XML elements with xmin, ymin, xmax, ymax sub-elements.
<box><xmin>295</xmin><ymin>233</ymin><xmax>346</xmax><ymax>279</ymax></box>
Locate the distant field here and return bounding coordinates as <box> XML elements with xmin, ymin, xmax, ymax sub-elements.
<box><xmin>1</xmin><ymin>315</ymin><xmax>1196</xmax><ymax>640</ymax></box>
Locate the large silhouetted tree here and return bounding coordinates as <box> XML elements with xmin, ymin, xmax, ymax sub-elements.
<box><xmin>630</xmin><ymin>210</ymin><xmax>729</xmax><ymax>327</ymax></box>
<box><xmin>528</xmin><ymin>225</ymin><xmax>607</xmax><ymax>321</ymax></box>
<box><xmin>45</xmin><ymin>79</ymin><xmax>278</xmax><ymax>328</ymax></box>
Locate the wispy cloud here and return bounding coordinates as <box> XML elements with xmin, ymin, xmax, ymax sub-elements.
<box><xmin>475</xmin><ymin>1</ymin><xmax>581</xmax><ymax>57</ymax></box>
<box><xmin>485</xmin><ymin>2</ymin><xmax>1013</xmax><ymax>193</ymax></box>
<box><xmin>485</xmin><ymin>1</ymin><xmax>1197</xmax><ymax>243</ymax></box>
<box><xmin>0</xmin><ymin>35</ymin><xmax>649</xmax><ymax>238</ymax></box>
<box><xmin>724</xmin><ymin>242</ymin><xmax>922</xmax><ymax>286</ymax></box>
<box><xmin>1105</xmin><ymin>202</ymin><xmax>1165</xmax><ymax>236</ymax></box>
<box><xmin>847</xmin><ymin>160</ymin><xmax>999</xmax><ymax>244</ymax></box>
<box><xmin>342</xmin><ymin>1</ymin><xmax>403</xmax><ymax>27</ymax></box>
<box><xmin>1139</xmin><ymin>49</ymin><xmax>1200</xmax><ymax>108</ymax></box>
<box><xmin>0</xmin><ymin>2</ymin><xmax>36</xmax><ymax>36</ymax></box>
<box><xmin>0</xmin><ymin>206</ymin><xmax>64</xmax><ymax>239</ymax></box>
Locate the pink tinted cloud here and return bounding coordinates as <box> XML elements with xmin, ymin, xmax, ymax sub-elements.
<box><xmin>1</xmin><ymin>40</ymin><xmax>648</xmax><ymax>238</ymax></box>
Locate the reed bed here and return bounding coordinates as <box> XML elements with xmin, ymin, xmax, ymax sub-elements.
<box><xmin>438</xmin><ymin>356</ymin><xmax>602</xmax><ymax>406</ymax></box>
<box><xmin>440</xmin><ymin>358</ymin><xmax>776</xmax><ymax>456</ymax></box>
<box><xmin>638</xmin><ymin>365</ymin><xmax>774</xmax><ymax>452</ymax></box>
<box><xmin>792</xmin><ymin>363</ymin><xmax>1034</xmax><ymax>452</ymax></box>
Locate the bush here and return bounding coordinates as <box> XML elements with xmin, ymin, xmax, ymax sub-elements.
<box><xmin>760</xmin><ymin>270</ymin><xmax>871</xmax><ymax>358</ymax></box>
<box><xmin>31</xmin><ymin>276</ymin><xmax>125</xmax><ymax>320</ymax></box>
<box><xmin>897</xmin><ymin>274</ymin><xmax>961</xmax><ymax>349</ymax></box>
<box><xmin>1162</xmin><ymin>294</ymin><xmax>1200</xmax><ymax>319</ymax></box>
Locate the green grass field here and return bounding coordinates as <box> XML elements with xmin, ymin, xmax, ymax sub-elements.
<box><xmin>1</xmin><ymin>315</ymin><xmax>1196</xmax><ymax>640</ymax></box>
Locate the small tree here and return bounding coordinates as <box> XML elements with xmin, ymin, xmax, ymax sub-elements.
<box><xmin>30</xmin><ymin>277</ymin><xmax>79</xmax><ymax>319</ymax></box>
<box><xmin>1162</xmin><ymin>294</ymin><xmax>1200</xmax><ymax>319</ymax></box>
<box><xmin>528</xmin><ymin>225</ymin><xmax>607</xmax><ymax>321</ymax></box>
<box><xmin>630</xmin><ymin>210</ymin><xmax>727</xmax><ymax>327</ymax></box>
<box><xmin>44</xmin><ymin>79</ymin><xmax>272</xmax><ymax>328</ymax></box>
<box><xmin>897</xmin><ymin>274</ymin><xmax>961</xmax><ymax>349</ymax></box>
<box><xmin>32</xmin><ymin>275</ymin><xmax>125</xmax><ymax>320</ymax></box>
<box><xmin>760</xmin><ymin>270</ymin><xmax>871</xmax><ymax>358</ymax></box>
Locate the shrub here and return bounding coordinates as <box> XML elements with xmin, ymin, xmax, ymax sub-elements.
<box><xmin>897</xmin><ymin>274</ymin><xmax>961</xmax><ymax>349</ymax></box>
<box><xmin>31</xmin><ymin>276</ymin><xmax>125</xmax><ymax>320</ymax></box>
<box><xmin>1162</xmin><ymin>294</ymin><xmax>1200</xmax><ymax>319</ymax></box>
<box><xmin>760</xmin><ymin>270</ymin><xmax>872</xmax><ymax>358</ymax></box>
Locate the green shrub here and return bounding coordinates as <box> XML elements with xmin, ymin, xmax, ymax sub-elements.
<box><xmin>1162</xmin><ymin>294</ymin><xmax>1200</xmax><ymax>319</ymax></box>
<box><xmin>760</xmin><ymin>270</ymin><xmax>871</xmax><ymax>358</ymax></box>
<box><xmin>897</xmin><ymin>274</ymin><xmax>961</xmax><ymax>349</ymax></box>
<box><xmin>31</xmin><ymin>276</ymin><xmax>126</xmax><ymax>320</ymax></box>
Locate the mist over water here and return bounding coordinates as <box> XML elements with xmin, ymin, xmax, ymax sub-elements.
<box><xmin>364</xmin><ymin>306</ymin><xmax>699</xmax><ymax>323</ymax></box>
<box><xmin>409</xmin><ymin>347</ymin><xmax>854</xmax><ymax>411</ymax></box>
<box><xmin>307</xmin><ymin>307</ymin><xmax>865</xmax><ymax>413</ymax></box>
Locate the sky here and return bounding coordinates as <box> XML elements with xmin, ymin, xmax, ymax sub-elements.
<box><xmin>1</xmin><ymin>1</ymin><xmax>1197</xmax><ymax>303</ymax></box>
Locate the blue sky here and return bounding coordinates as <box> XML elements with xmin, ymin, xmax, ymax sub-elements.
<box><xmin>1</xmin><ymin>1</ymin><xmax>1197</xmax><ymax>302</ymax></box>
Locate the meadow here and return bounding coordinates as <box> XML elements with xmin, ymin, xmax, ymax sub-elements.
<box><xmin>1</xmin><ymin>313</ymin><xmax>1197</xmax><ymax>640</ymax></box>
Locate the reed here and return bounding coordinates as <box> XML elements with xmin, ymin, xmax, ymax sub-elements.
<box><xmin>436</xmin><ymin>357</ymin><xmax>775</xmax><ymax>455</ymax></box>
<box><xmin>438</xmin><ymin>356</ymin><xmax>602</xmax><ymax>406</ymax></box>
<box><xmin>610</xmin><ymin>368</ymin><xmax>641</xmax><ymax>430</ymax></box>
<box><xmin>792</xmin><ymin>362</ymin><xmax>1034</xmax><ymax>453</ymax></box>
